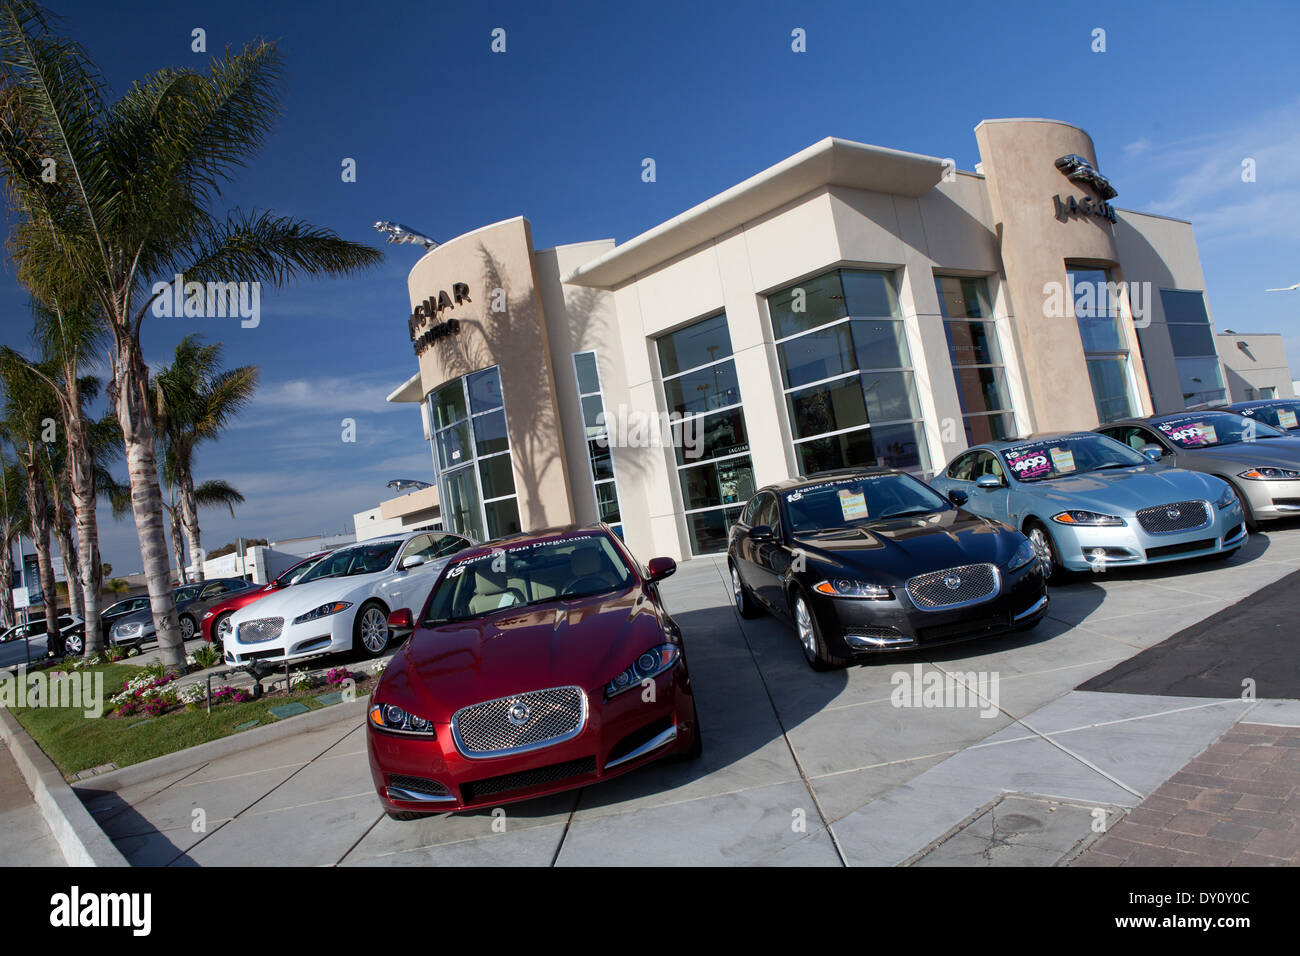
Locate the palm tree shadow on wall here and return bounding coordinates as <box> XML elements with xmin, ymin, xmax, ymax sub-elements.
<box><xmin>431</xmin><ymin>245</ymin><xmax>583</xmax><ymax>532</ymax></box>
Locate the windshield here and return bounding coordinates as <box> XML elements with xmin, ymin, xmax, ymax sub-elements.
<box><xmin>298</xmin><ymin>540</ymin><xmax>403</xmax><ymax>582</ymax></box>
<box><xmin>1236</xmin><ymin>403</ymin><xmax>1300</xmax><ymax>432</ymax></box>
<box><xmin>1154</xmin><ymin>412</ymin><xmax>1287</xmax><ymax>449</ymax></box>
<box><xmin>1000</xmin><ymin>434</ymin><xmax>1146</xmax><ymax>482</ymax></box>
<box><xmin>277</xmin><ymin>556</ymin><xmax>324</xmax><ymax>587</ymax></box>
<box><xmin>784</xmin><ymin>474</ymin><xmax>950</xmax><ymax>533</ymax></box>
<box><xmin>424</xmin><ymin>533</ymin><xmax>635</xmax><ymax>625</ymax></box>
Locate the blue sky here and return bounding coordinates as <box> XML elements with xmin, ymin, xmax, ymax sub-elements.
<box><xmin>2</xmin><ymin>0</ymin><xmax>1298</xmax><ymax>572</ymax></box>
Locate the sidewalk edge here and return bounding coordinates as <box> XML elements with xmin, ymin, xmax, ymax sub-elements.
<box><xmin>74</xmin><ymin>694</ymin><xmax>370</xmax><ymax>795</ymax></box>
<box><xmin>0</xmin><ymin>707</ymin><xmax>129</xmax><ymax>867</ymax></box>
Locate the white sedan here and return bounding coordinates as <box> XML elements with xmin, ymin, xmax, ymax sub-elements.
<box><xmin>223</xmin><ymin>530</ymin><xmax>474</xmax><ymax>665</ymax></box>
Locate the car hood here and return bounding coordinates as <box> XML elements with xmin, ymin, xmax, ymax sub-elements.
<box><xmin>230</xmin><ymin>572</ymin><xmax>388</xmax><ymax>622</ymax></box>
<box><xmin>1023</xmin><ymin>465</ymin><xmax>1224</xmax><ymax>513</ymax></box>
<box><xmin>1177</xmin><ymin>440</ymin><xmax>1300</xmax><ymax>469</ymax></box>
<box><xmin>205</xmin><ymin>585</ymin><xmax>273</xmax><ymax>618</ymax></box>
<box><xmin>379</xmin><ymin>586</ymin><xmax>666</xmax><ymax>722</ymax></box>
<box><xmin>789</xmin><ymin>510</ymin><xmax>1021</xmax><ymax>587</ymax></box>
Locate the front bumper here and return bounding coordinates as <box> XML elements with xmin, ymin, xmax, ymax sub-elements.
<box><xmin>367</xmin><ymin>664</ymin><xmax>697</xmax><ymax>815</ymax></box>
<box><xmin>110</xmin><ymin>624</ymin><xmax>155</xmax><ymax>646</ymax></box>
<box><xmin>1049</xmin><ymin>499</ymin><xmax>1246</xmax><ymax>572</ymax></box>
<box><xmin>223</xmin><ymin>611</ymin><xmax>354</xmax><ymax>666</ymax></box>
<box><xmin>807</xmin><ymin>560</ymin><xmax>1049</xmax><ymax>655</ymax></box>
<box><xmin>1232</xmin><ymin>478</ymin><xmax>1300</xmax><ymax>522</ymax></box>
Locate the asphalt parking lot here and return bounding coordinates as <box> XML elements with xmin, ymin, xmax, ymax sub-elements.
<box><xmin>74</xmin><ymin>525</ymin><xmax>1300</xmax><ymax>866</ymax></box>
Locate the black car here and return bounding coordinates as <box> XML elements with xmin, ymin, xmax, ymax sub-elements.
<box><xmin>726</xmin><ymin>468</ymin><xmax>1049</xmax><ymax>669</ymax></box>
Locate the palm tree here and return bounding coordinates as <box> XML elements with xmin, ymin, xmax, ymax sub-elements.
<box><xmin>0</xmin><ymin>297</ymin><xmax>109</xmax><ymax>652</ymax></box>
<box><xmin>0</xmin><ymin>454</ymin><xmax>27</xmax><ymax>630</ymax></box>
<box><xmin>163</xmin><ymin>476</ymin><xmax>244</xmax><ymax>582</ymax></box>
<box><xmin>154</xmin><ymin>335</ymin><xmax>257</xmax><ymax>582</ymax></box>
<box><xmin>0</xmin><ymin>359</ymin><xmax>61</xmax><ymax>651</ymax></box>
<box><xmin>0</xmin><ymin>3</ymin><xmax>383</xmax><ymax>669</ymax></box>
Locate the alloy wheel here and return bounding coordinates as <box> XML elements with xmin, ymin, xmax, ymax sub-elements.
<box><xmin>1028</xmin><ymin>527</ymin><xmax>1054</xmax><ymax>580</ymax></box>
<box><xmin>731</xmin><ymin>568</ymin><xmax>743</xmax><ymax>609</ymax></box>
<box><xmin>795</xmin><ymin>597</ymin><xmax>816</xmax><ymax>657</ymax></box>
<box><xmin>360</xmin><ymin>607</ymin><xmax>388</xmax><ymax>652</ymax></box>
<box><xmin>179</xmin><ymin>616</ymin><xmax>195</xmax><ymax>640</ymax></box>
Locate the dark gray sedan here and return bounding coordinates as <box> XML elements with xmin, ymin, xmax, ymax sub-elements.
<box><xmin>109</xmin><ymin>577</ymin><xmax>255</xmax><ymax>646</ymax></box>
<box><xmin>1097</xmin><ymin>410</ymin><xmax>1300</xmax><ymax>528</ymax></box>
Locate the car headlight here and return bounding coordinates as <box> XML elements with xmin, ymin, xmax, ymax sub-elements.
<box><xmin>292</xmin><ymin>601</ymin><xmax>352</xmax><ymax>625</ymax></box>
<box><xmin>368</xmin><ymin>702</ymin><xmax>436</xmax><ymax>735</ymax></box>
<box><xmin>115</xmin><ymin>622</ymin><xmax>142</xmax><ymax>637</ymax></box>
<box><xmin>605</xmin><ymin>644</ymin><xmax>679</xmax><ymax>698</ymax></box>
<box><xmin>812</xmin><ymin>579</ymin><xmax>891</xmax><ymax>599</ymax></box>
<box><xmin>1215</xmin><ymin>485</ymin><xmax>1239</xmax><ymax>509</ymax></box>
<box><xmin>1051</xmin><ymin>510</ymin><xmax>1125</xmax><ymax>527</ymax></box>
<box><xmin>1007</xmin><ymin>538</ymin><xmax>1037</xmax><ymax>571</ymax></box>
<box><xmin>1238</xmin><ymin>467</ymin><xmax>1300</xmax><ymax>481</ymax></box>
<box><xmin>202</xmin><ymin>610</ymin><xmax>214</xmax><ymax>620</ymax></box>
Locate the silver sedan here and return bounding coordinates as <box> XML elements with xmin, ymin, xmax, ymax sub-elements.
<box><xmin>1097</xmin><ymin>411</ymin><xmax>1300</xmax><ymax>528</ymax></box>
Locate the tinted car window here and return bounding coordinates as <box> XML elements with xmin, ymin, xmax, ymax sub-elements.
<box><xmin>175</xmin><ymin>585</ymin><xmax>201</xmax><ymax>603</ymax></box>
<box><xmin>784</xmin><ymin>474</ymin><xmax>950</xmax><ymax>532</ymax></box>
<box><xmin>948</xmin><ymin>453</ymin><xmax>977</xmax><ymax>482</ymax></box>
<box><xmin>299</xmin><ymin>540</ymin><xmax>404</xmax><ymax>582</ymax></box>
<box><xmin>433</xmin><ymin>534</ymin><xmax>470</xmax><ymax>557</ymax></box>
<box><xmin>1155</xmin><ymin>412</ymin><xmax>1287</xmax><ymax>449</ymax></box>
<box><xmin>1000</xmin><ymin>433</ymin><xmax>1146</xmax><ymax>482</ymax></box>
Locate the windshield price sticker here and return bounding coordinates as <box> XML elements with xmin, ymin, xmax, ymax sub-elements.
<box><xmin>838</xmin><ymin>489</ymin><xmax>869</xmax><ymax>521</ymax></box>
<box><xmin>1158</xmin><ymin>419</ymin><xmax>1216</xmax><ymax>445</ymax></box>
<box><xmin>1278</xmin><ymin>410</ymin><xmax>1298</xmax><ymax>430</ymax></box>
<box><xmin>1049</xmin><ymin>447</ymin><xmax>1077</xmax><ymax>473</ymax></box>
<box><xmin>787</xmin><ymin>474</ymin><xmax>884</xmax><ymax>502</ymax></box>
<box><xmin>1005</xmin><ymin>447</ymin><xmax>1051</xmax><ymax>479</ymax></box>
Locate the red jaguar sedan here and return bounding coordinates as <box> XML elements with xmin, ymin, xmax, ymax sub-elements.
<box><xmin>367</xmin><ymin>525</ymin><xmax>701</xmax><ymax>818</ymax></box>
<box><xmin>199</xmin><ymin>551</ymin><xmax>329</xmax><ymax>644</ymax></box>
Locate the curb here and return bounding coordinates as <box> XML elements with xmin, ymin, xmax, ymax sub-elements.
<box><xmin>0</xmin><ymin>707</ymin><xmax>129</xmax><ymax>867</ymax></box>
<box><xmin>74</xmin><ymin>693</ymin><xmax>370</xmax><ymax>795</ymax></box>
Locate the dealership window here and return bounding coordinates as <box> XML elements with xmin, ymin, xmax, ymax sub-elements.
<box><xmin>935</xmin><ymin>275</ymin><xmax>1015</xmax><ymax>443</ymax></box>
<box><xmin>656</xmin><ymin>313</ymin><xmax>755</xmax><ymax>556</ymax></box>
<box><xmin>428</xmin><ymin>366</ymin><xmax>521</xmax><ymax>542</ymax></box>
<box><xmin>1156</xmin><ymin>289</ymin><xmax>1227</xmax><ymax>407</ymax></box>
<box><xmin>1069</xmin><ymin>267</ymin><xmax>1138</xmax><ymax>423</ymax></box>
<box><xmin>572</xmin><ymin>351</ymin><xmax>623</xmax><ymax>538</ymax></box>
<box><xmin>767</xmin><ymin>269</ymin><xmax>930</xmax><ymax>476</ymax></box>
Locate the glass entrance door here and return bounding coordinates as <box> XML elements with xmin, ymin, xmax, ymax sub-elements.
<box><xmin>441</xmin><ymin>465</ymin><xmax>485</xmax><ymax>542</ymax></box>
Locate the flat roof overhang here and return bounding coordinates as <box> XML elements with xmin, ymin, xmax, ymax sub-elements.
<box><xmin>562</xmin><ymin>137</ymin><xmax>948</xmax><ymax>289</ymax></box>
<box><xmin>387</xmin><ymin>371</ymin><xmax>422</xmax><ymax>404</ymax></box>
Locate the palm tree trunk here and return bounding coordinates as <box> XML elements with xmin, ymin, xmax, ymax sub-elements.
<box><xmin>114</xmin><ymin>339</ymin><xmax>184</xmax><ymax>672</ymax></box>
<box><xmin>167</xmin><ymin>503</ymin><xmax>186</xmax><ymax>586</ymax></box>
<box><xmin>179</xmin><ymin>471</ymin><xmax>205</xmax><ymax>582</ymax></box>
<box><xmin>67</xmin><ymin>419</ymin><xmax>103</xmax><ymax>655</ymax></box>
<box><xmin>56</xmin><ymin>520</ymin><xmax>81</xmax><ymax>621</ymax></box>
<box><xmin>23</xmin><ymin>465</ymin><xmax>60</xmax><ymax>656</ymax></box>
<box><xmin>0</xmin><ymin>538</ymin><xmax>14</xmax><ymax>631</ymax></box>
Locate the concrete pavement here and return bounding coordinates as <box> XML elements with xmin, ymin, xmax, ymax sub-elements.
<box><xmin>0</xmin><ymin>739</ymin><xmax>66</xmax><ymax>866</ymax></box>
<box><xmin>68</xmin><ymin>524</ymin><xmax>1300</xmax><ymax>866</ymax></box>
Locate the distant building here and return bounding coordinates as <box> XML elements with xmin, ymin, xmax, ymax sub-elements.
<box><xmin>1215</xmin><ymin>332</ymin><xmax>1296</xmax><ymax>402</ymax></box>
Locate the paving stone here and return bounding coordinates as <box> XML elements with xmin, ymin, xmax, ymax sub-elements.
<box><xmin>267</xmin><ymin>701</ymin><xmax>309</xmax><ymax>720</ymax></box>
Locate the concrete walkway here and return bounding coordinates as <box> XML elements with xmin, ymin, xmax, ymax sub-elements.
<box><xmin>68</xmin><ymin>526</ymin><xmax>1300</xmax><ymax>866</ymax></box>
<box><xmin>0</xmin><ymin>739</ymin><xmax>66</xmax><ymax>866</ymax></box>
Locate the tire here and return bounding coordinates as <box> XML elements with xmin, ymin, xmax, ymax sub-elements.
<box><xmin>212</xmin><ymin>612</ymin><xmax>233</xmax><ymax>646</ymax></box>
<box><xmin>354</xmin><ymin>602</ymin><xmax>391</xmax><ymax>658</ymax></box>
<box><xmin>671</xmin><ymin>701</ymin><xmax>704</xmax><ymax>762</ymax></box>
<box><xmin>178</xmin><ymin>614</ymin><xmax>196</xmax><ymax>641</ymax></box>
<box><xmin>1224</xmin><ymin>479</ymin><xmax>1257</xmax><ymax>531</ymax></box>
<box><xmin>729</xmin><ymin>562</ymin><xmax>761</xmax><ymax>619</ymax></box>
<box><xmin>1024</xmin><ymin>520</ymin><xmax>1066</xmax><ymax>581</ymax></box>
<box><xmin>791</xmin><ymin>591</ymin><xmax>850</xmax><ymax>671</ymax></box>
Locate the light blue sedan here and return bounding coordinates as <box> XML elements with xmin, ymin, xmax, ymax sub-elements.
<box><xmin>928</xmin><ymin>432</ymin><xmax>1247</xmax><ymax>578</ymax></box>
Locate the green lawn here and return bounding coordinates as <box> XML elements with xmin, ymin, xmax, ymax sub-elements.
<box><xmin>12</xmin><ymin>661</ymin><xmax>371</xmax><ymax>779</ymax></box>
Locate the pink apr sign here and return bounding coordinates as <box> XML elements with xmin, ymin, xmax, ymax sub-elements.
<box><xmin>1005</xmin><ymin>447</ymin><xmax>1051</xmax><ymax>479</ymax></box>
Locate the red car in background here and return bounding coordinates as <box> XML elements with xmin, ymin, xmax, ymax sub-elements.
<box><xmin>200</xmin><ymin>552</ymin><xmax>329</xmax><ymax>644</ymax></box>
<box><xmin>367</xmin><ymin>525</ymin><xmax>701</xmax><ymax>819</ymax></box>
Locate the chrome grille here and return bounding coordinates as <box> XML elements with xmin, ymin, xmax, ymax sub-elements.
<box><xmin>237</xmin><ymin>617</ymin><xmax>283</xmax><ymax>644</ymax></box>
<box><xmin>906</xmin><ymin>563</ymin><xmax>999</xmax><ymax>611</ymax></box>
<box><xmin>451</xmin><ymin>686</ymin><xmax>587</xmax><ymax>758</ymax></box>
<box><xmin>1135</xmin><ymin>500</ymin><xmax>1210</xmax><ymax>535</ymax></box>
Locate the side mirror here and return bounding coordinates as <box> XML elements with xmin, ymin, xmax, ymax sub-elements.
<box><xmin>948</xmin><ymin>489</ymin><xmax>969</xmax><ymax>506</ymax></box>
<box><xmin>975</xmin><ymin>474</ymin><xmax>1003</xmax><ymax>489</ymax></box>
<box><xmin>387</xmin><ymin>608</ymin><xmax>414</xmax><ymax>639</ymax></box>
<box><xmin>1140</xmin><ymin>444</ymin><xmax>1163</xmax><ymax>461</ymax></box>
<box><xmin>749</xmin><ymin>524</ymin><xmax>775</xmax><ymax>542</ymax></box>
<box><xmin>647</xmin><ymin>557</ymin><xmax>676</xmax><ymax>582</ymax></box>
<box><xmin>400</xmin><ymin>555</ymin><xmax>427</xmax><ymax>570</ymax></box>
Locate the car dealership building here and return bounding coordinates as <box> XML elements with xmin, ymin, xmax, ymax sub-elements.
<box><xmin>386</xmin><ymin>117</ymin><xmax>1267</xmax><ymax>560</ymax></box>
